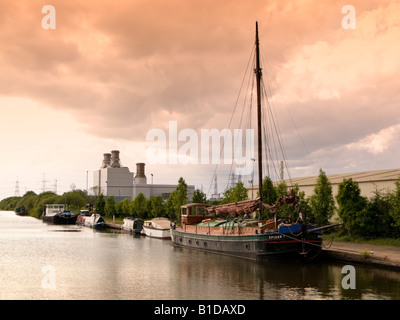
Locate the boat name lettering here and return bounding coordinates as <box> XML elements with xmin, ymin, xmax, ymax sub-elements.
<box><xmin>268</xmin><ymin>235</ymin><xmax>283</xmax><ymax>240</ymax></box>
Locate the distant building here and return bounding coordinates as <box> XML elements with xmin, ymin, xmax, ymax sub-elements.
<box><xmin>93</xmin><ymin>150</ymin><xmax>194</xmax><ymax>201</ymax></box>
<box><xmin>247</xmin><ymin>168</ymin><xmax>400</xmax><ymax>200</ymax></box>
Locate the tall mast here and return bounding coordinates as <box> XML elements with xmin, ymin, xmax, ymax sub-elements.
<box><xmin>255</xmin><ymin>22</ymin><xmax>263</xmax><ymax>216</ymax></box>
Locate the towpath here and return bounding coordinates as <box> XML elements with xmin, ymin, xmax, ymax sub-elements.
<box><xmin>322</xmin><ymin>240</ymin><xmax>400</xmax><ymax>270</ymax></box>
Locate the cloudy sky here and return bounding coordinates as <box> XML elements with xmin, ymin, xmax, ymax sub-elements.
<box><xmin>0</xmin><ymin>0</ymin><xmax>399</xmax><ymax>199</ymax></box>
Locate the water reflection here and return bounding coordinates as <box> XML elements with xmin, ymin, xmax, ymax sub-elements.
<box><xmin>1</xmin><ymin>211</ymin><xmax>399</xmax><ymax>300</ymax></box>
<box><xmin>171</xmin><ymin>245</ymin><xmax>400</xmax><ymax>300</ymax></box>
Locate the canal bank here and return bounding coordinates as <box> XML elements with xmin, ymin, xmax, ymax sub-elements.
<box><xmin>322</xmin><ymin>240</ymin><xmax>400</xmax><ymax>271</ymax></box>
<box><xmin>105</xmin><ymin>221</ymin><xmax>122</xmax><ymax>230</ymax></box>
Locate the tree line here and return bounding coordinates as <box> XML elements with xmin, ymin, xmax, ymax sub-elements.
<box><xmin>220</xmin><ymin>169</ymin><xmax>400</xmax><ymax>239</ymax></box>
<box><xmin>0</xmin><ymin>177</ymin><xmax>194</xmax><ymax>221</ymax></box>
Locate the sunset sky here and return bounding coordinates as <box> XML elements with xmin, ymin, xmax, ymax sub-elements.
<box><xmin>0</xmin><ymin>0</ymin><xmax>399</xmax><ymax>199</ymax></box>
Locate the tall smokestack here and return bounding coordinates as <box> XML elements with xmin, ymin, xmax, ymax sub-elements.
<box><xmin>135</xmin><ymin>163</ymin><xmax>147</xmax><ymax>184</ymax></box>
<box><xmin>102</xmin><ymin>153</ymin><xmax>111</xmax><ymax>168</ymax></box>
<box><xmin>110</xmin><ymin>150</ymin><xmax>121</xmax><ymax>168</ymax></box>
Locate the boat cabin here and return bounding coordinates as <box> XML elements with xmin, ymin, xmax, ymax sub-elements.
<box><xmin>44</xmin><ymin>204</ymin><xmax>66</xmax><ymax>217</ymax></box>
<box><xmin>180</xmin><ymin>203</ymin><xmax>214</xmax><ymax>226</ymax></box>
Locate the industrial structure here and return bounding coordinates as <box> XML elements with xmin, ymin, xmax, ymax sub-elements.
<box><xmin>247</xmin><ymin>168</ymin><xmax>400</xmax><ymax>200</ymax></box>
<box><xmin>93</xmin><ymin>150</ymin><xmax>194</xmax><ymax>201</ymax></box>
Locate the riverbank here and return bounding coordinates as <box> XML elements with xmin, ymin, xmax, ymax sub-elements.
<box><xmin>322</xmin><ymin>240</ymin><xmax>400</xmax><ymax>271</ymax></box>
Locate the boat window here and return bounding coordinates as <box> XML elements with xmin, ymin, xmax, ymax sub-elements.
<box><xmin>182</xmin><ymin>208</ymin><xmax>187</xmax><ymax>215</ymax></box>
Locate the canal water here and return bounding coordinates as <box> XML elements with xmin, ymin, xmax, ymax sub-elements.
<box><xmin>1</xmin><ymin>211</ymin><xmax>400</xmax><ymax>300</ymax></box>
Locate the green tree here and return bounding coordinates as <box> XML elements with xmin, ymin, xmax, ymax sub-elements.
<box><xmin>261</xmin><ymin>176</ymin><xmax>277</xmax><ymax>205</ymax></box>
<box><xmin>298</xmin><ymin>190</ymin><xmax>313</xmax><ymax>223</ymax></box>
<box><xmin>275</xmin><ymin>181</ymin><xmax>288</xmax><ymax>198</ymax></box>
<box><xmin>94</xmin><ymin>194</ymin><xmax>105</xmax><ymax>215</ymax></box>
<box><xmin>149</xmin><ymin>195</ymin><xmax>166</xmax><ymax>218</ymax></box>
<box><xmin>132</xmin><ymin>193</ymin><xmax>148</xmax><ymax>219</ymax></box>
<box><xmin>166</xmin><ymin>177</ymin><xmax>189</xmax><ymax>220</ymax></box>
<box><xmin>176</xmin><ymin>177</ymin><xmax>188</xmax><ymax>206</ymax></box>
<box><xmin>336</xmin><ymin>178</ymin><xmax>367</xmax><ymax>237</ymax></box>
<box><xmin>120</xmin><ymin>198</ymin><xmax>132</xmax><ymax>217</ymax></box>
<box><xmin>273</xmin><ymin>181</ymin><xmax>297</xmax><ymax>221</ymax></box>
<box><xmin>362</xmin><ymin>189</ymin><xmax>392</xmax><ymax>238</ymax></box>
<box><xmin>17</xmin><ymin>191</ymin><xmax>38</xmax><ymax>213</ymax></box>
<box><xmin>166</xmin><ymin>191</ymin><xmax>178</xmax><ymax>218</ymax></box>
<box><xmin>59</xmin><ymin>189</ymin><xmax>86</xmax><ymax>212</ymax></box>
<box><xmin>30</xmin><ymin>191</ymin><xmax>59</xmax><ymax>218</ymax></box>
<box><xmin>389</xmin><ymin>177</ymin><xmax>400</xmax><ymax>236</ymax></box>
<box><xmin>192</xmin><ymin>189</ymin><xmax>207</xmax><ymax>203</ymax></box>
<box><xmin>0</xmin><ymin>196</ymin><xmax>21</xmax><ymax>211</ymax></box>
<box><xmin>222</xmin><ymin>182</ymin><xmax>248</xmax><ymax>204</ymax></box>
<box><xmin>310</xmin><ymin>169</ymin><xmax>335</xmax><ymax>225</ymax></box>
<box><xmin>104</xmin><ymin>196</ymin><xmax>116</xmax><ymax>217</ymax></box>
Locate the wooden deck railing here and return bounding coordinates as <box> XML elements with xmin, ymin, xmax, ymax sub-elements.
<box><xmin>177</xmin><ymin>224</ymin><xmax>260</xmax><ymax>236</ymax></box>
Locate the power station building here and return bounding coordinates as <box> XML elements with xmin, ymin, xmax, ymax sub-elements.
<box><xmin>93</xmin><ymin>150</ymin><xmax>194</xmax><ymax>201</ymax></box>
<box><xmin>247</xmin><ymin>168</ymin><xmax>400</xmax><ymax>200</ymax></box>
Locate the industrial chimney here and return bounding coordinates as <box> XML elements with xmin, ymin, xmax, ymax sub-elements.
<box><xmin>102</xmin><ymin>153</ymin><xmax>111</xmax><ymax>168</ymax></box>
<box><xmin>135</xmin><ymin>163</ymin><xmax>147</xmax><ymax>184</ymax></box>
<box><xmin>110</xmin><ymin>150</ymin><xmax>121</xmax><ymax>168</ymax></box>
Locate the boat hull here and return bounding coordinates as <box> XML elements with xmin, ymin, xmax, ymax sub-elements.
<box><xmin>15</xmin><ymin>211</ymin><xmax>29</xmax><ymax>216</ymax></box>
<box><xmin>43</xmin><ymin>214</ymin><xmax>77</xmax><ymax>225</ymax></box>
<box><xmin>171</xmin><ymin>228</ymin><xmax>322</xmax><ymax>260</ymax></box>
<box><xmin>143</xmin><ymin>226</ymin><xmax>171</xmax><ymax>239</ymax></box>
<box><xmin>76</xmin><ymin>214</ymin><xmax>106</xmax><ymax>229</ymax></box>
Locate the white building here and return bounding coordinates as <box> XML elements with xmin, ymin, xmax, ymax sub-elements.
<box><xmin>93</xmin><ymin>150</ymin><xmax>194</xmax><ymax>201</ymax></box>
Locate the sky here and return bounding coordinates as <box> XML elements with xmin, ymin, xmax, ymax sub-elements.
<box><xmin>0</xmin><ymin>0</ymin><xmax>399</xmax><ymax>200</ymax></box>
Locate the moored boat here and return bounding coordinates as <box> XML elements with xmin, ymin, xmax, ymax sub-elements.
<box><xmin>43</xmin><ymin>209</ymin><xmax>77</xmax><ymax>225</ymax></box>
<box><xmin>76</xmin><ymin>210</ymin><xmax>91</xmax><ymax>225</ymax></box>
<box><xmin>76</xmin><ymin>211</ymin><xmax>106</xmax><ymax>229</ymax></box>
<box><xmin>170</xmin><ymin>22</ymin><xmax>342</xmax><ymax>260</ymax></box>
<box><xmin>15</xmin><ymin>205</ymin><xmax>28</xmax><ymax>216</ymax></box>
<box><xmin>121</xmin><ymin>217</ymin><xmax>144</xmax><ymax>234</ymax></box>
<box><xmin>143</xmin><ymin>217</ymin><xmax>171</xmax><ymax>239</ymax></box>
<box><xmin>171</xmin><ymin>195</ymin><xmax>332</xmax><ymax>260</ymax></box>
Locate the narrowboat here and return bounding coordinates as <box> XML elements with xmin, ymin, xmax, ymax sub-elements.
<box><xmin>76</xmin><ymin>211</ymin><xmax>106</xmax><ymax>229</ymax></box>
<box><xmin>121</xmin><ymin>217</ymin><xmax>144</xmax><ymax>234</ymax></box>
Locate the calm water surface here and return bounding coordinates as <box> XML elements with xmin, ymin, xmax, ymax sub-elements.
<box><xmin>1</xmin><ymin>211</ymin><xmax>399</xmax><ymax>300</ymax></box>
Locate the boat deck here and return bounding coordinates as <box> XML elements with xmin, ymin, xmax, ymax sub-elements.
<box><xmin>176</xmin><ymin>224</ymin><xmax>271</xmax><ymax>236</ymax></box>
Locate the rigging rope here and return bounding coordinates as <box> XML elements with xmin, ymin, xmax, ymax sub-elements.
<box><xmin>207</xmin><ymin>44</ymin><xmax>256</xmax><ymax>197</ymax></box>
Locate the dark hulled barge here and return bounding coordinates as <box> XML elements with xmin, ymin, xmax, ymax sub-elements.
<box><xmin>171</xmin><ymin>192</ymin><xmax>340</xmax><ymax>260</ymax></box>
<box><xmin>42</xmin><ymin>204</ymin><xmax>77</xmax><ymax>225</ymax></box>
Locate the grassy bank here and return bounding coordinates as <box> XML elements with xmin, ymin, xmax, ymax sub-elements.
<box><xmin>103</xmin><ymin>216</ymin><xmax>124</xmax><ymax>225</ymax></box>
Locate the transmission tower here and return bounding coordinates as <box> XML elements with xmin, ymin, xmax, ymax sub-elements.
<box><xmin>14</xmin><ymin>178</ymin><xmax>20</xmax><ymax>197</ymax></box>
<box><xmin>42</xmin><ymin>173</ymin><xmax>49</xmax><ymax>193</ymax></box>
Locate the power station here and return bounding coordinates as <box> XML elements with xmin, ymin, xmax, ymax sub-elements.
<box><xmin>93</xmin><ymin>150</ymin><xmax>194</xmax><ymax>201</ymax></box>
